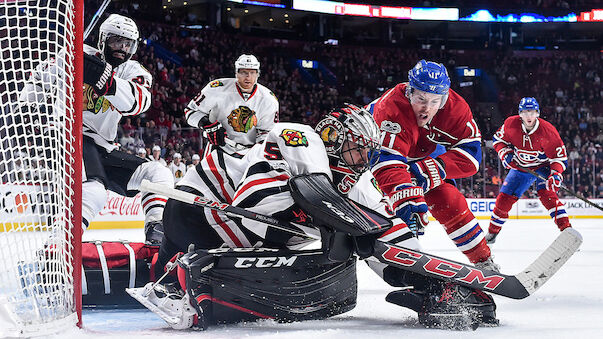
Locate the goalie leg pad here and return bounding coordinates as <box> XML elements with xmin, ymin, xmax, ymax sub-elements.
<box><xmin>177</xmin><ymin>247</ymin><xmax>358</xmax><ymax>324</ymax></box>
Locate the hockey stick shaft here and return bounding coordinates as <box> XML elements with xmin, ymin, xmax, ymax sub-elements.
<box><xmin>369</xmin><ymin>227</ymin><xmax>582</xmax><ymax>299</ymax></box>
<box><xmin>83</xmin><ymin>0</ymin><xmax>112</xmax><ymax>40</ymax></box>
<box><xmin>139</xmin><ymin>180</ymin><xmax>319</xmax><ymax>240</ymax></box>
<box><xmin>521</xmin><ymin>167</ymin><xmax>603</xmax><ymax>212</ymax></box>
<box><xmin>141</xmin><ymin>181</ymin><xmax>582</xmax><ymax>299</ymax></box>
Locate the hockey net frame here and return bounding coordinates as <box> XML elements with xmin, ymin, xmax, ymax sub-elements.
<box><xmin>0</xmin><ymin>0</ymin><xmax>82</xmax><ymax>336</ymax></box>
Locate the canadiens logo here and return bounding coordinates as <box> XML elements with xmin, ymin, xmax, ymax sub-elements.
<box><xmin>280</xmin><ymin>129</ymin><xmax>308</xmax><ymax>147</ymax></box>
<box><xmin>228</xmin><ymin>106</ymin><xmax>257</xmax><ymax>133</ymax></box>
<box><xmin>83</xmin><ymin>84</ymin><xmax>114</xmax><ymax>114</ymax></box>
<box><xmin>516</xmin><ymin>149</ymin><xmax>540</xmax><ymax>163</ymax></box>
<box><xmin>210</xmin><ymin>80</ymin><xmax>224</xmax><ymax>88</ymax></box>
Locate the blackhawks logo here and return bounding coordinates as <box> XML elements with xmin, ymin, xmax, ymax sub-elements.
<box><xmin>83</xmin><ymin>84</ymin><xmax>114</xmax><ymax>113</ymax></box>
<box><xmin>280</xmin><ymin>129</ymin><xmax>308</xmax><ymax>147</ymax></box>
<box><xmin>370</xmin><ymin>178</ymin><xmax>385</xmax><ymax>196</ymax></box>
<box><xmin>227</xmin><ymin>106</ymin><xmax>258</xmax><ymax>132</ymax></box>
<box><xmin>210</xmin><ymin>80</ymin><xmax>224</xmax><ymax>87</ymax></box>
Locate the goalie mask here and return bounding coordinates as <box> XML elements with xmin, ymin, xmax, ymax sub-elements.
<box><xmin>98</xmin><ymin>14</ymin><xmax>139</xmax><ymax>67</ymax></box>
<box><xmin>315</xmin><ymin>104</ymin><xmax>381</xmax><ymax>174</ymax></box>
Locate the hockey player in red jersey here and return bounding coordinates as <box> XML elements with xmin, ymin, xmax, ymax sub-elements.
<box><xmin>486</xmin><ymin>97</ymin><xmax>571</xmax><ymax>244</ymax></box>
<box><xmin>368</xmin><ymin>60</ymin><xmax>498</xmax><ymax>271</ymax></box>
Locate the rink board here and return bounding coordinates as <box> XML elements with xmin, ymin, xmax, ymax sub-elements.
<box><xmin>85</xmin><ymin>195</ymin><xmax>602</xmax><ymax>230</ymax></box>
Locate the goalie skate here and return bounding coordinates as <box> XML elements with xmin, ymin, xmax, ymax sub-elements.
<box><xmin>126</xmin><ymin>283</ymin><xmax>197</xmax><ymax>330</ymax></box>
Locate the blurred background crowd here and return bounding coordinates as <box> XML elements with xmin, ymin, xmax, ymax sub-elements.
<box><xmin>77</xmin><ymin>0</ymin><xmax>602</xmax><ymax>198</ymax></box>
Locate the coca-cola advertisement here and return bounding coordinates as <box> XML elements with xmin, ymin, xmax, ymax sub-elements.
<box><xmin>90</xmin><ymin>191</ymin><xmax>144</xmax><ymax>229</ymax></box>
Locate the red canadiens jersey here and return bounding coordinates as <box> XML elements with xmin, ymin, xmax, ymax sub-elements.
<box><xmin>369</xmin><ymin>83</ymin><xmax>482</xmax><ymax>195</ymax></box>
<box><xmin>493</xmin><ymin>116</ymin><xmax>567</xmax><ymax>173</ymax></box>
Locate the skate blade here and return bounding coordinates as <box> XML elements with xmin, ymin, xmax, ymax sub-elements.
<box><xmin>126</xmin><ymin>286</ymin><xmax>188</xmax><ymax>327</ymax></box>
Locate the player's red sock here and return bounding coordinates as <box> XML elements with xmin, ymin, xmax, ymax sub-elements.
<box><xmin>538</xmin><ymin>189</ymin><xmax>571</xmax><ymax>231</ymax></box>
<box><xmin>426</xmin><ymin>183</ymin><xmax>490</xmax><ymax>264</ymax></box>
<box><xmin>489</xmin><ymin>192</ymin><xmax>518</xmax><ymax>234</ymax></box>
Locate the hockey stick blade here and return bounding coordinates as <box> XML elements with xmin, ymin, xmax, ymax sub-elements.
<box><xmin>370</xmin><ymin>228</ymin><xmax>582</xmax><ymax>299</ymax></box>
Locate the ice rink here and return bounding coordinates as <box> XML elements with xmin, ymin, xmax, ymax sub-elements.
<box><xmin>61</xmin><ymin>217</ymin><xmax>602</xmax><ymax>338</ymax></box>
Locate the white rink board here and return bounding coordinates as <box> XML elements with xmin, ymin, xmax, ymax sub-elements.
<box><xmin>82</xmin><ymin>194</ymin><xmax>603</xmax><ymax>230</ymax></box>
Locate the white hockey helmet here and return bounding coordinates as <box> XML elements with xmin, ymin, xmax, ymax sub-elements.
<box><xmin>235</xmin><ymin>54</ymin><xmax>260</xmax><ymax>73</ymax></box>
<box><xmin>98</xmin><ymin>14</ymin><xmax>139</xmax><ymax>66</ymax></box>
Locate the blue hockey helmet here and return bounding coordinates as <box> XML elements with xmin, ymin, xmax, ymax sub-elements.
<box><xmin>518</xmin><ymin>97</ymin><xmax>540</xmax><ymax>113</ymax></box>
<box><xmin>407</xmin><ymin>60</ymin><xmax>450</xmax><ymax>95</ymax></box>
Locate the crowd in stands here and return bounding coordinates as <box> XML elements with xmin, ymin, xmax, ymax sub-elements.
<box><xmin>83</xmin><ymin>1</ymin><xmax>601</xmax><ymax>198</ymax></box>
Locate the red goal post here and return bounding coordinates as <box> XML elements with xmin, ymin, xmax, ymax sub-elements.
<box><xmin>0</xmin><ymin>0</ymin><xmax>82</xmax><ymax>336</ymax></box>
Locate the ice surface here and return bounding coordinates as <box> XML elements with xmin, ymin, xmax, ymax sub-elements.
<box><xmin>55</xmin><ymin>218</ymin><xmax>602</xmax><ymax>338</ymax></box>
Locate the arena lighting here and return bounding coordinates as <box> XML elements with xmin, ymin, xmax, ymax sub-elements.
<box><xmin>579</xmin><ymin>9</ymin><xmax>603</xmax><ymax>21</ymax></box>
<box><xmin>299</xmin><ymin>59</ymin><xmax>317</xmax><ymax>68</ymax></box>
<box><xmin>292</xmin><ymin>0</ymin><xmax>459</xmax><ymax>21</ymax></box>
<box><xmin>460</xmin><ymin>9</ymin><xmax>577</xmax><ymax>22</ymax></box>
<box><xmin>227</xmin><ymin>0</ymin><xmax>286</xmax><ymax>9</ymax></box>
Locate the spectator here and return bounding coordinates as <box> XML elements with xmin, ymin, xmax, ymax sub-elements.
<box><xmin>168</xmin><ymin>152</ymin><xmax>186</xmax><ymax>184</ymax></box>
<box><xmin>151</xmin><ymin>145</ymin><xmax>167</xmax><ymax>166</ymax></box>
<box><xmin>187</xmin><ymin>153</ymin><xmax>200</xmax><ymax>171</ymax></box>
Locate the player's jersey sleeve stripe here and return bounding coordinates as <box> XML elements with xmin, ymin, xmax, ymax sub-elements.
<box><xmin>234</xmin><ymin>174</ymin><xmax>290</xmax><ymax>202</ymax></box>
<box><xmin>236</xmin><ymin>187</ymin><xmax>289</xmax><ymax>210</ymax></box>
<box><xmin>209</xmin><ymin>209</ymin><xmax>245</xmax><ymax>247</ymax></box>
<box><xmin>448</xmin><ymin>140</ymin><xmax>482</xmax><ymax>171</ymax></box>
<box><xmin>190</xmin><ymin>162</ymin><xmax>229</xmax><ymax>203</ymax></box>
<box><xmin>206</xmin><ymin>153</ymin><xmax>233</xmax><ymax>203</ymax></box>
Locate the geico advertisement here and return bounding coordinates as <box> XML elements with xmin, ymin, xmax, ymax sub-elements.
<box><xmin>467</xmin><ymin>198</ymin><xmax>603</xmax><ymax>218</ymax></box>
<box><xmin>0</xmin><ymin>184</ymin><xmax>52</xmax><ymax>223</ymax></box>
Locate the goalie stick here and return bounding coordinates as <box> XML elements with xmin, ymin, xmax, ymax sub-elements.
<box><xmin>139</xmin><ymin>180</ymin><xmax>582</xmax><ymax>299</ymax></box>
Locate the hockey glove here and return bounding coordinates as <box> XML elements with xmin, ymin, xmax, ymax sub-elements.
<box><xmin>499</xmin><ymin>147</ymin><xmax>518</xmax><ymax>170</ymax></box>
<box><xmin>200</xmin><ymin>118</ymin><xmax>227</xmax><ymax>146</ymax></box>
<box><xmin>83</xmin><ymin>53</ymin><xmax>116</xmax><ymax>96</ymax></box>
<box><xmin>390</xmin><ymin>184</ymin><xmax>429</xmax><ymax>236</ymax></box>
<box><xmin>409</xmin><ymin>157</ymin><xmax>446</xmax><ymax>193</ymax></box>
<box><xmin>545</xmin><ymin>171</ymin><xmax>563</xmax><ymax>192</ymax></box>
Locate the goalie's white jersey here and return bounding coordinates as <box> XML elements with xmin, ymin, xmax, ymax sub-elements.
<box><xmin>184</xmin><ymin>78</ymin><xmax>279</xmax><ymax>150</ymax></box>
<box><xmin>19</xmin><ymin>45</ymin><xmax>152</xmax><ymax>152</ymax></box>
<box><xmin>82</xmin><ymin>45</ymin><xmax>152</xmax><ymax>151</ymax></box>
<box><xmin>214</xmin><ymin>123</ymin><xmax>395</xmax><ymax>247</ymax></box>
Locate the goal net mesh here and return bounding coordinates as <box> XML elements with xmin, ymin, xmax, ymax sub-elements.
<box><xmin>0</xmin><ymin>0</ymin><xmax>80</xmax><ymax>336</ymax></box>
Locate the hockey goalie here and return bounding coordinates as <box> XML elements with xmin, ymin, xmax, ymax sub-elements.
<box><xmin>128</xmin><ymin>104</ymin><xmax>503</xmax><ymax>330</ymax></box>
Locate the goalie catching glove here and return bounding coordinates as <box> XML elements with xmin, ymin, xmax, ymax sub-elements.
<box><xmin>83</xmin><ymin>53</ymin><xmax>116</xmax><ymax>96</ymax></box>
<box><xmin>546</xmin><ymin>171</ymin><xmax>563</xmax><ymax>192</ymax></box>
<box><xmin>390</xmin><ymin>184</ymin><xmax>429</xmax><ymax>236</ymax></box>
<box><xmin>409</xmin><ymin>157</ymin><xmax>446</xmax><ymax>193</ymax></box>
<box><xmin>200</xmin><ymin>116</ymin><xmax>227</xmax><ymax>146</ymax></box>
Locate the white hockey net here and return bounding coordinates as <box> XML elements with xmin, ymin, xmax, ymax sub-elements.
<box><xmin>0</xmin><ymin>0</ymin><xmax>81</xmax><ymax>336</ymax></box>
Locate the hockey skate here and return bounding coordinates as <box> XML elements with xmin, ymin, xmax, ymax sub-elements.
<box><xmin>475</xmin><ymin>256</ymin><xmax>501</xmax><ymax>272</ymax></box>
<box><xmin>126</xmin><ymin>282</ymin><xmax>199</xmax><ymax>330</ymax></box>
<box><xmin>144</xmin><ymin>221</ymin><xmax>164</xmax><ymax>246</ymax></box>
<box><xmin>386</xmin><ymin>282</ymin><xmax>498</xmax><ymax>331</ymax></box>
<box><xmin>485</xmin><ymin>232</ymin><xmax>498</xmax><ymax>244</ymax></box>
